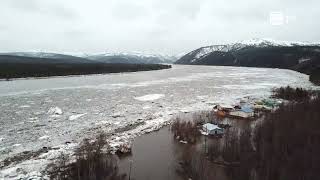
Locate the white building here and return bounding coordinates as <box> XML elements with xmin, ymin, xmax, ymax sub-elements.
<box><xmin>202</xmin><ymin>123</ymin><xmax>224</xmax><ymax>135</ymax></box>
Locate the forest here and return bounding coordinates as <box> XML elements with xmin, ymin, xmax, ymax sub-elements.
<box><xmin>0</xmin><ymin>61</ymin><xmax>171</xmax><ymax>79</ymax></box>
<box><xmin>310</xmin><ymin>68</ymin><xmax>320</xmax><ymax>85</ymax></box>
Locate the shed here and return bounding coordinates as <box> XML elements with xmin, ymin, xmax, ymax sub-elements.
<box><xmin>202</xmin><ymin>123</ymin><xmax>224</xmax><ymax>135</ymax></box>
<box><xmin>216</xmin><ymin>104</ymin><xmax>234</xmax><ymax>117</ymax></box>
<box><xmin>217</xmin><ymin>104</ymin><xmax>234</xmax><ymax>111</ymax></box>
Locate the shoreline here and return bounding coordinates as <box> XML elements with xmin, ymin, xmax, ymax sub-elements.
<box><xmin>0</xmin><ymin>94</ymin><xmax>275</xmax><ymax>179</ymax></box>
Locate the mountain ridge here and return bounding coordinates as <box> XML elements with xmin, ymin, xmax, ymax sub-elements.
<box><xmin>178</xmin><ymin>38</ymin><xmax>320</xmax><ymax>64</ymax></box>
<box><xmin>176</xmin><ymin>38</ymin><xmax>320</xmax><ymax>69</ymax></box>
<box><xmin>0</xmin><ymin>51</ymin><xmax>177</xmax><ymax>64</ymax></box>
<box><xmin>175</xmin><ymin>38</ymin><xmax>320</xmax><ymax>84</ymax></box>
<box><xmin>84</xmin><ymin>52</ymin><xmax>177</xmax><ymax>64</ymax></box>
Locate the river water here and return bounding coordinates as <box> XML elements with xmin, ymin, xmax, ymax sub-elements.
<box><xmin>0</xmin><ymin>65</ymin><xmax>314</xmax><ymax>178</ymax></box>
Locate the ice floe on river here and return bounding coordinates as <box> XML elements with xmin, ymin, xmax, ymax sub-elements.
<box><xmin>68</xmin><ymin>113</ymin><xmax>87</xmax><ymax>121</ymax></box>
<box><xmin>134</xmin><ymin>94</ymin><xmax>165</xmax><ymax>101</ymax></box>
<box><xmin>38</xmin><ymin>135</ymin><xmax>50</xmax><ymax>140</ymax></box>
<box><xmin>47</xmin><ymin>107</ymin><xmax>62</xmax><ymax>115</ymax></box>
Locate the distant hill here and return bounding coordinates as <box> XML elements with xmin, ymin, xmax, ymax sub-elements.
<box><xmin>85</xmin><ymin>52</ymin><xmax>177</xmax><ymax>64</ymax></box>
<box><xmin>0</xmin><ymin>53</ymin><xmax>171</xmax><ymax>79</ymax></box>
<box><xmin>0</xmin><ymin>52</ymin><xmax>178</xmax><ymax>64</ymax></box>
<box><xmin>175</xmin><ymin>39</ymin><xmax>320</xmax><ymax>76</ymax></box>
<box><xmin>0</xmin><ymin>52</ymin><xmax>92</xmax><ymax>64</ymax></box>
<box><xmin>0</xmin><ymin>54</ymin><xmax>94</xmax><ymax>65</ymax></box>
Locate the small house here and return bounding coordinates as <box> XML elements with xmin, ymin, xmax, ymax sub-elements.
<box><xmin>202</xmin><ymin>123</ymin><xmax>224</xmax><ymax>135</ymax></box>
<box><xmin>217</xmin><ymin>104</ymin><xmax>234</xmax><ymax>111</ymax></box>
<box><xmin>229</xmin><ymin>106</ymin><xmax>254</xmax><ymax>118</ymax></box>
<box><xmin>215</xmin><ymin>104</ymin><xmax>234</xmax><ymax>117</ymax></box>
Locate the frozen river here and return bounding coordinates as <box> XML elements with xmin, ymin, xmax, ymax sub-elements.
<box><xmin>0</xmin><ymin>65</ymin><xmax>314</xmax><ymax>178</ymax></box>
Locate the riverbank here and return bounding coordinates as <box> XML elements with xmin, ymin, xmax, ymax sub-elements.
<box><xmin>0</xmin><ymin>95</ymin><xmax>270</xmax><ymax>179</ymax></box>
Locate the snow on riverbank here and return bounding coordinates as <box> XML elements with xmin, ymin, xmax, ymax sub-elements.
<box><xmin>0</xmin><ymin>101</ymin><xmax>214</xmax><ymax>179</ymax></box>
<box><xmin>0</xmin><ymin>143</ymin><xmax>78</xmax><ymax>179</ymax></box>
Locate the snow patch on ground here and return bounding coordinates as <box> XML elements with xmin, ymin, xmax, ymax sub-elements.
<box><xmin>134</xmin><ymin>94</ymin><xmax>165</xmax><ymax>101</ymax></box>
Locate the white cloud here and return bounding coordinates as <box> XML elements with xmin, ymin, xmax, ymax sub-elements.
<box><xmin>0</xmin><ymin>0</ymin><xmax>319</xmax><ymax>55</ymax></box>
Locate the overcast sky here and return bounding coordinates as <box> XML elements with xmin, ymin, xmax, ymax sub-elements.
<box><xmin>0</xmin><ymin>0</ymin><xmax>319</xmax><ymax>55</ymax></box>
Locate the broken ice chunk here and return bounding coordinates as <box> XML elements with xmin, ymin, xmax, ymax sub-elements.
<box><xmin>68</xmin><ymin>113</ymin><xmax>87</xmax><ymax>121</ymax></box>
<box><xmin>47</xmin><ymin>107</ymin><xmax>63</xmax><ymax>115</ymax></box>
<box><xmin>19</xmin><ymin>105</ymin><xmax>31</xmax><ymax>108</ymax></box>
<box><xmin>134</xmin><ymin>94</ymin><xmax>165</xmax><ymax>101</ymax></box>
<box><xmin>38</xmin><ymin>135</ymin><xmax>50</xmax><ymax>140</ymax></box>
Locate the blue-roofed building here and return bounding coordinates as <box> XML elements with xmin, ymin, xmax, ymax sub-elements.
<box><xmin>241</xmin><ymin>106</ymin><xmax>254</xmax><ymax>113</ymax></box>
<box><xmin>229</xmin><ymin>105</ymin><xmax>254</xmax><ymax>118</ymax></box>
<box><xmin>202</xmin><ymin>123</ymin><xmax>224</xmax><ymax>135</ymax></box>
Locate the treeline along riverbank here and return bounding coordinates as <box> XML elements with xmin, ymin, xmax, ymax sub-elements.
<box><xmin>0</xmin><ymin>55</ymin><xmax>171</xmax><ymax>79</ymax></box>
<box><xmin>310</xmin><ymin>68</ymin><xmax>320</xmax><ymax>85</ymax></box>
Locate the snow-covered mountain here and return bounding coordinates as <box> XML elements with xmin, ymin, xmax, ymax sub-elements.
<box><xmin>175</xmin><ymin>38</ymin><xmax>320</xmax><ymax>75</ymax></box>
<box><xmin>84</xmin><ymin>52</ymin><xmax>177</xmax><ymax>64</ymax></box>
<box><xmin>0</xmin><ymin>52</ymin><xmax>87</xmax><ymax>60</ymax></box>
<box><xmin>0</xmin><ymin>52</ymin><xmax>95</xmax><ymax>64</ymax></box>
<box><xmin>177</xmin><ymin>38</ymin><xmax>320</xmax><ymax>64</ymax></box>
<box><xmin>0</xmin><ymin>51</ymin><xmax>178</xmax><ymax>64</ymax></box>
